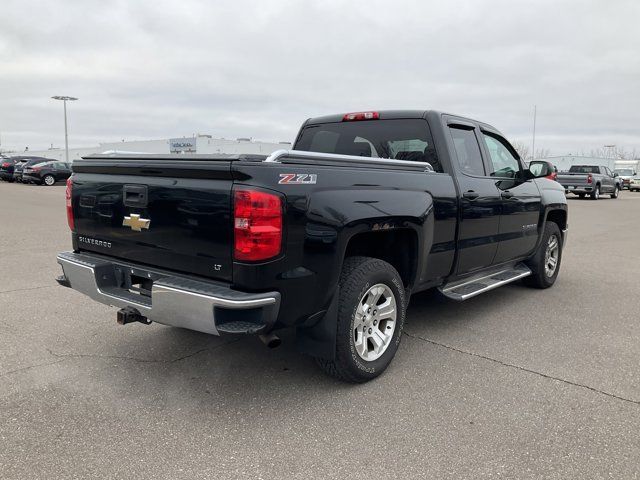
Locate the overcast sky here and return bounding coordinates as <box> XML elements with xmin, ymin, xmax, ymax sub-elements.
<box><xmin>1</xmin><ymin>0</ymin><xmax>639</xmax><ymax>156</ymax></box>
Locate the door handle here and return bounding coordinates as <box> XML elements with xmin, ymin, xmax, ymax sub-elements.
<box><xmin>501</xmin><ymin>191</ymin><xmax>514</xmax><ymax>199</ymax></box>
<box><xmin>462</xmin><ymin>191</ymin><xmax>479</xmax><ymax>200</ymax></box>
<box><xmin>123</xmin><ymin>184</ymin><xmax>149</xmax><ymax>208</ymax></box>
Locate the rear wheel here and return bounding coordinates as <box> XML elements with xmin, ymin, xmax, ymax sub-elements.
<box><xmin>524</xmin><ymin>222</ymin><xmax>562</xmax><ymax>289</ymax></box>
<box><xmin>315</xmin><ymin>256</ymin><xmax>406</xmax><ymax>383</ymax></box>
<box><xmin>43</xmin><ymin>175</ymin><xmax>55</xmax><ymax>186</ymax></box>
<box><xmin>611</xmin><ymin>186</ymin><xmax>619</xmax><ymax>199</ymax></box>
<box><xmin>590</xmin><ymin>185</ymin><xmax>600</xmax><ymax>200</ymax></box>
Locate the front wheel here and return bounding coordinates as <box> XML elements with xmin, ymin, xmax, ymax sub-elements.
<box><xmin>524</xmin><ymin>222</ymin><xmax>562</xmax><ymax>289</ymax></box>
<box><xmin>315</xmin><ymin>256</ymin><xmax>407</xmax><ymax>383</ymax></box>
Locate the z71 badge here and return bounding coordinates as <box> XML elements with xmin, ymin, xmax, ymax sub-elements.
<box><xmin>278</xmin><ymin>173</ymin><xmax>317</xmax><ymax>185</ymax></box>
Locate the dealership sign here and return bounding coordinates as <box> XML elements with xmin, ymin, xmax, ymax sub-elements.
<box><xmin>170</xmin><ymin>137</ymin><xmax>196</xmax><ymax>153</ymax></box>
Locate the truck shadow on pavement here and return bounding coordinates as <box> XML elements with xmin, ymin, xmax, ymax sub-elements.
<box><xmin>85</xmin><ymin>283</ymin><xmax>531</xmax><ymax>409</ymax></box>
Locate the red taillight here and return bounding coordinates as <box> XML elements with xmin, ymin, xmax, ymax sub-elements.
<box><xmin>1</xmin><ymin>162</ymin><xmax>9</xmax><ymax>168</ymax></box>
<box><xmin>32</xmin><ymin>167</ymin><xmax>41</xmax><ymax>172</ymax></box>
<box><xmin>342</xmin><ymin>111</ymin><xmax>379</xmax><ymax>121</ymax></box>
<box><xmin>587</xmin><ymin>174</ymin><xmax>593</xmax><ymax>184</ymax></box>
<box><xmin>66</xmin><ymin>177</ymin><xmax>74</xmax><ymax>231</ymax></box>
<box><xmin>233</xmin><ymin>188</ymin><xmax>282</xmax><ymax>261</ymax></box>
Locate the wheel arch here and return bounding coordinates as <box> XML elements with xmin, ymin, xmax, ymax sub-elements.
<box><xmin>343</xmin><ymin>228</ymin><xmax>419</xmax><ymax>291</ymax></box>
<box><xmin>546</xmin><ymin>208</ymin><xmax>567</xmax><ymax>231</ymax></box>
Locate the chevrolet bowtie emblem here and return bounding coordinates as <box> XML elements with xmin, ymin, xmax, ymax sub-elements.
<box><xmin>122</xmin><ymin>214</ymin><xmax>151</xmax><ymax>232</ymax></box>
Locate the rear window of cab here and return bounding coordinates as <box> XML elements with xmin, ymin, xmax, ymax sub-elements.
<box><xmin>295</xmin><ymin>119</ymin><xmax>442</xmax><ymax>172</ymax></box>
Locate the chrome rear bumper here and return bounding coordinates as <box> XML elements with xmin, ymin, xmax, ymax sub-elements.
<box><xmin>56</xmin><ymin>251</ymin><xmax>280</xmax><ymax>335</ymax></box>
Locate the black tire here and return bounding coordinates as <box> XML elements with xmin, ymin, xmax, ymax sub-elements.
<box><xmin>524</xmin><ymin>222</ymin><xmax>562</xmax><ymax>289</ymax></box>
<box><xmin>590</xmin><ymin>185</ymin><xmax>600</xmax><ymax>200</ymax></box>
<box><xmin>611</xmin><ymin>186</ymin><xmax>619</xmax><ymax>199</ymax></box>
<box><xmin>315</xmin><ymin>256</ymin><xmax>407</xmax><ymax>383</ymax></box>
<box><xmin>578</xmin><ymin>193</ymin><xmax>585</xmax><ymax>199</ymax></box>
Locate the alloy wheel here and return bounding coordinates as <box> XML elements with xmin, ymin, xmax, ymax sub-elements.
<box><xmin>353</xmin><ymin>283</ymin><xmax>397</xmax><ymax>361</ymax></box>
<box><xmin>544</xmin><ymin>235</ymin><xmax>559</xmax><ymax>277</ymax></box>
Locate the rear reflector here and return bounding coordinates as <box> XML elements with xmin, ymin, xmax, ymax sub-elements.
<box><xmin>66</xmin><ymin>177</ymin><xmax>74</xmax><ymax>231</ymax></box>
<box><xmin>342</xmin><ymin>111</ymin><xmax>379</xmax><ymax>121</ymax></box>
<box><xmin>234</xmin><ymin>188</ymin><xmax>282</xmax><ymax>262</ymax></box>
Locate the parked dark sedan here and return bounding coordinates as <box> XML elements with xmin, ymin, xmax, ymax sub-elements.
<box><xmin>1</xmin><ymin>157</ymin><xmax>19</xmax><ymax>181</ymax></box>
<box><xmin>12</xmin><ymin>156</ymin><xmax>53</xmax><ymax>182</ymax></box>
<box><xmin>22</xmin><ymin>161</ymin><xmax>72</xmax><ymax>186</ymax></box>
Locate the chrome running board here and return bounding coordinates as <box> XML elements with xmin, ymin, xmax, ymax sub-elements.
<box><xmin>439</xmin><ymin>264</ymin><xmax>531</xmax><ymax>301</ymax></box>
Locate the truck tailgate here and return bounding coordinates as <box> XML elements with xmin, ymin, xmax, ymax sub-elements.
<box><xmin>557</xmin><ymin>173</ymin><xmax>590</xmax><ymax>187</ymax></box>
<box><xmin>71</xmin><ymin>156</ymin><xmax>235</xmax><ymax>282</ymax></box>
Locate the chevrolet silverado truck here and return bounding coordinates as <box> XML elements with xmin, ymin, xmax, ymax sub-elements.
<box><xmin>557</xmin><ymin>165</ymin><xmax>621</xmax><ymax>199</ymax></box>
<box><xmin>56</xmin><ymin>110</ymin><xmax>568</xmax><ymax>382</ymax></box>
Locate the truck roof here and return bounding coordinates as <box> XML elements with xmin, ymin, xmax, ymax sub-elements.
<box><xmin>305</xmin><ymin>110</ymin><xmax>433</xmax><ymax>125</ymax></box>
<box><xmin>304</xmin><ymin>109</ymin><xmax>501</xmax><ymax>134</ymax></box>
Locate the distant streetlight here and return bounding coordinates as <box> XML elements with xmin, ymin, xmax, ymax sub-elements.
<box><xmin>603</xmin><ymin>145</ymin><xmax>616</xmax><ymax>159</ymax></box>
<box><xmin>51</xmin><ymin>95</ymin><xmax>78</xmax><ymax>163</ymax></box>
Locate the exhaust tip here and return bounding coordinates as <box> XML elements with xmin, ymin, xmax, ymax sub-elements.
<box><xmin>258</xmin><ymin>333</ymin><xmax>281</xmax><ymax>349</ymax></box>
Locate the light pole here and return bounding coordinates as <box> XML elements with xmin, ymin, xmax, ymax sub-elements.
<box><xmin>51</xmin><ymin>95</ymin><xmax>78</xmax><ymax>163</ymax></box>
<box><xmin>603</xmin><ymin>144</ymin><xmax>615</xmax><ymax>159</ymax></box>
<box><xmin>531</xmin><ymin>104</ymin><xmax>537</xmax><ymax>161</ymax></box>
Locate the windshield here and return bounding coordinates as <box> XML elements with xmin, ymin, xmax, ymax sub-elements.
<box><xmin>614</xmin><ymin>169</ymin><xmax>633</xmax><ymax>175</ymax></box>
<box><xmin>569</xmin><ymin>165</ymin><xmax>600</xmax><ymax>173</ymax></box>
<box><xmin>295</xmin><ymin>119</ymin><xmax>442</xmax><ymax>172</ymax></box>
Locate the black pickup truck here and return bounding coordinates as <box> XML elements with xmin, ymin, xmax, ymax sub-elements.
<box><xmin>57</xmin><ymin>110</ymin><xmax>568</xmax><ymax>382</ymax></box>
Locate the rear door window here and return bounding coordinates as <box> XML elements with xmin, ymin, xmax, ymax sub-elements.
<box><xmin>449</xmin><ymin>126</ymin><xmax>485</xmax><ymax>176</ymax></box>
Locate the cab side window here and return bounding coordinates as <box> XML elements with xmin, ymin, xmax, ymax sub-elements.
<box><xmin>482</xmin><ymin>134</ymin><xmax>521</xmax><ymax>178</ymax></box>
<box><xmin>449</xmin><ymin>126</ymin><xmax>485</xmax><ymax>176</ymax></box>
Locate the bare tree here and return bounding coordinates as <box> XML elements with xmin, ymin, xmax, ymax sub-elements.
<box><xmin>535</xmin><ymin>148</ymin><xmax>551</xmax><ymax>159</ymax></box>
<box><xmin>511</xmin><ymin>141</ymin><xmax>530</xmax><ymax>161</ymax></box>
<box><xmin>590</xmin><ymin>146</ymin><xmax>637</xmax><ymax>159</ymax></box>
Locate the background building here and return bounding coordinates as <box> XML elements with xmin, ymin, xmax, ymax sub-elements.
<box><xmin>6</xmin><ymin>134</ymin><xmax>291</xmax><ymax>162</ymax></box>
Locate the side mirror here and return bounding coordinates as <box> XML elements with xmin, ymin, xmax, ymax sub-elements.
<box><xmin>527</xmin><ymin>161</ymin><xmax>551</xmax><ymax>178</ymax></box>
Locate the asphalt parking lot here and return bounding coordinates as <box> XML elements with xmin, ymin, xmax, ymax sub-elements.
<box><xmin>1</xmin><ymin>182</ymin><xmax>639</xmax><ymax>479</ymax></box>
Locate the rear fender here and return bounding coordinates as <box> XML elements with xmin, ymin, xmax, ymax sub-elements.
<box><xmin>296</xmin><ymin>188</ymin><xmax>433</xmax><ymax>359</ymax></box>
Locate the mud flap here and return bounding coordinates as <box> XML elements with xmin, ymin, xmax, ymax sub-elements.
<box><xmin>295</xmin><ymin>287</ymin><xmax>339</xmax><ymax>360</ymax></box>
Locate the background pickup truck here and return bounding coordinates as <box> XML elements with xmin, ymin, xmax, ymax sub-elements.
<box><xmin>614</xmin><ymin>167</ymin><xmax>637</xmax><ymax>190</ymax></box>
<box><xmin>557</xmin><ymin>165</ymin><xmax>622</xmax><ymax>199</ymax></box>
<box><xmin>57</xmin><ymin>110</ymin><xmax>568</xmax><ymax>382</ymax></box>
